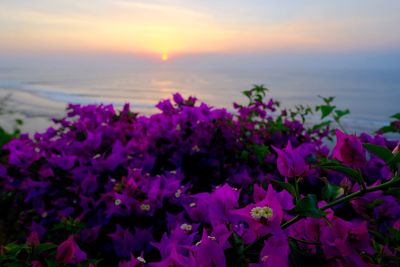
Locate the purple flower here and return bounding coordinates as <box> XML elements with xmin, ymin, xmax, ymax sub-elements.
<box><xmin>320</xmin><ymin>218</ymin><xmax>373</xmax><ymax>265</ymax></box>
<box><xmin>185</xmin><ymin>184</ymin><xmax>240</xmax><ymax>227</ymax></box>
<box><xmin>231</xmin><ymin>185</ymin><xmax>285</xmax><ymax>243</ymax></box>
<box><xmin>173</xmin><ymin>93</ymin><xmax>185</xmax><ymax>106</ymax></box>
<box><xmin>362</xmin><ymin>157</ymin><xmax>391</xmax><ymax>183</ymax></box>
<box><xmin>272</xmin><ymin>141</ymin><xmax>308</xmax><ymax>177</ymax></box>
<box><xmin>250</xmin><ymin>234</ymin><xmax>289</xmax><ymax>267</ymax></box>
<box><xmin>118</xmin><ymin>254</ymin><xmax>143</xmax><ymax>267</ymax></box>
<box><xmin>30</xmin><ymin>260</ymin><xmax>44</xmax><ymax>267</ymax></box>
<box><xmin>332</xmin><ymin>129</ymin><xmax>366</xmax><ymax>167</ymax></box>
<box><xmin>56</xmin><ymin>235</ymin><xmax>87</xmax><ymax>265</ymax></box>
<box><xmin>109</xmin><ymin>225</ymin><xmax>136</xmax><ymax>258</ymax></box>
<box><xmin>193</xmin><ymin>228</ymin><xmax>227</xmax><ymax>267</ymax></box>
<box><xmin>149</xmin><ymin>242</ymin><xmax>196</xmax><ymax>267</ymax></box>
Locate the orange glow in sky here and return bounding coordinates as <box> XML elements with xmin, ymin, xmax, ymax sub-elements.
<box><xmin>0</xmin><ymin>1</ymin><xmax>399</xmax><ymax>55</ymax></box>
<box><xmin>162</xmin><ymin>53</ymin><xmax>168</xmax><ymax>61</ymax></box>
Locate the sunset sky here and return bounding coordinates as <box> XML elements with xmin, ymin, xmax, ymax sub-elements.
<box><xmin>1</xmin><ymin>0</ymin><xmax>400</xmax><ymax>57</ymax></box>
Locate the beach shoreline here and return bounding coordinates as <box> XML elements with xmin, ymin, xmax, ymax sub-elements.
<box><xmin>0</xmin><ymin>86</ymin><xmax>396</xmax><ymax>137</ymax></box>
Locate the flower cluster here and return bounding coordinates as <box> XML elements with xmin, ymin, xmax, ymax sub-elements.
<box><xmin>0</xmin><ymin>88</ymin><xmax>399</xmax><ymax>266</ymax></box>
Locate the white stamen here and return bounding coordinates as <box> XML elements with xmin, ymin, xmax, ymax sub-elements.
<box><xmin>180</xmin><ymin>223</ymin><xmax>192</xmax><ymax>232</ymax></box>
<box><xmin>140</xmin><ymin>204</ymin><xmax>151</xmax><ymax>211</ymax></box>
<box><xmin>137</xmin><ymin>256</ymin><xmax>146</xmax><ymax>263</ymax></box>
<box><xmin>250</xmin><ymin>206</ymin><xmax>273</xmax><ymax>221</ymax></box>
<box><xmin>175</xmin><ymin>189</ymin><xmax>182</xmax><ymax>198</ymax></box>
<box><xmin>261</xmin><ymin>255</ymin><xmax>269</xmax><ymax>262</ymax></box>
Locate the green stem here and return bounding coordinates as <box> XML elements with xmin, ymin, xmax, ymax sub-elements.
<box><xmin>289</xmin><ymin>236</ymin><xmax>322</xmax><ymax>245</ymax></box>
<box><xmin>358</xmin><ymin>168</ymin><xmax>367</xmax><ymax>192</ymax></box>
<box><xmin>281</xmin><ymin>176</ymin><xmax>400</xmax><ymax>230</ymax></box>
<box><xmin>293</xmin><ymin>178</ymin><xmax>300</xmax><ymax>201</ymax></box>
<box><xmin>335</xmin><ymin>119</ymin><xmax>347</xmax><ymax>134</ymax></box>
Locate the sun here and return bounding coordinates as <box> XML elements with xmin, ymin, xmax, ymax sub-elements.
<box><xmin>161</xmin><ymin>53</ymin><xmax>168</xmax><ymax>61</ymax></box>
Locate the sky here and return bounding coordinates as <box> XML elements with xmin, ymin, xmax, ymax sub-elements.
<box><xmin>1</xmin><ymin>0</ymin><xmax>400</xmax><ymax>58</ymax></box>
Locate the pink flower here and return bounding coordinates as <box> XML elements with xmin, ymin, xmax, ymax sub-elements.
<box><xmin>56</xmin><ymin>235</ymin><xmax>87</xmax><ymax>265</ymax></box>
<box><xmin>332</xmin><ymin>129</ymin><xmax>366</xmax><ymax>167</ymax></box>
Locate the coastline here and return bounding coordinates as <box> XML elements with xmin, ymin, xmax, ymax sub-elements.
<box><xmin>0</xmin><ymin>86</ymin><xmax>396</xmax><ymax>137</ymax></box>
<box><xmin>0</xmin><ymin>88</ymin><xmax>64</xmax><ymax>134</ymax></box>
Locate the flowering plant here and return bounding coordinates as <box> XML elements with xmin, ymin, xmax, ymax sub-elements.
<box><xmin>0</xmin><ymin>85</ymin><xmax>399</xmax><ymax>266</ymax></box>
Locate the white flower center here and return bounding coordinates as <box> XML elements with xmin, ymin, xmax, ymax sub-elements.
<box><xmin>261</xmin><ymin>255</ymin><xmax>269</xmax><ymax>262</ymax></box>
<box><xmin>140</xmin><ymin>204</ymin><xmax>151</xmax><ymax>211</ymax></box>
<box><xmin>175</xmin><ymin>189</ymin><xmax>182</xmax><ymax>198</ymax></box>
<box><xmin>250</xmin><ymin>206</ymin><xmax>273</xmax><ymax>221</ymax></box>
<box><xmin>114</xmin><ymin>199</ymin><xmax>122</xmax><ymax>206</ymax></box>
<box><xmin>180</xmin><ymin>223</ymin><xmax>192</xmax><ymax>232</ymax></box>
<box><xmin>137</xmin><ymin>256</ymin><xmax>146</xmax><ymax>263</ymax></box>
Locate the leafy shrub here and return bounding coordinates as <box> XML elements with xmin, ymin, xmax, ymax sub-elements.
<box><xmin>0</xmin><ymin>86</ymin><xmax>399</xmax><ymax>266</ymax></box>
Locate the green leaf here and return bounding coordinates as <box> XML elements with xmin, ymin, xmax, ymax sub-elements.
<box><xmin>321</xmin><ymin>183</ymin><xmax>344</xmax><ymax>202</ymax></box>
<box><xmin>318</xmin><ymin>96</ymin><xmax>335</xmax><ymax>105</ymax></box>
<box><xmin>391</xmin><ymin>113</ymin><xmax>400</xmax><ymax>120</ymax></box>
<box><xmin>45</xmin><ymin>259</ymin><xmax>58</xmax><ymax>267</ymax></box>
<box><xmin>321</xmin><ymin>164</ymin><xmax>363</xmax><ymax>185</ymax></box>
<box><xmin>271</xmin><ymin>180</ymin><xmax>296</xmax><ymax>197</ymax></box>
<box><xmin>240</xmin><ymin>150</ymin><xmax>249</xmax><ymax>161</ymax></box>
<box><xmin>242</xmin><ymin>90</ymin><xmax>251</xmax><ymax>99</ymax></box>
<box><xmin>253</xmin><ymin>144</ymin><xmax>269</xmax><ymax>162</ymax></box>
<box><xmin>388</xmin><ymin>152</ymin><xmax>400</xmax><ymax>167</ymax></box>
<box><xmin>363</xmin><ymin>143</ymin><xmax>394</xmax><ymax>163</ymax></box>
<box><xmin>15</xmin><ymin>118</ymin><xmax>23</xmax><ymax>126</ymax></box>
<box><xmin>5</xmin><ymin>243</ymin><xmax>27</xmax><ymax>256</ymax></box>
<box><xmin>318</xmin><ymin>105</ymin><xmax>336</xmax><ymax>119</ymax></box>
<box><xmin>378</xmin><ymin>125</ymin><xmax>396</xmax><ymax>134</ymax></box>
<box><xmin>289</xmin><ymin>194</ymin><xmax>326</xmax><ymax>218</ymax></box>
<box><xmin>35</xmin><ymin>243</ymin><xmax>57</xmax><ymax>254</ymax></box>
<box><xmin>334</xmin><ymin>109</ymin><xmax>350</xmax><ymax>120</ymax></box>
<box><xmin>386</xmin><ymin>188</ymin><xmax>400</xmax><ymax>198</ymax></box>
<box><xmin>311</xmin><ymin>120</ymin><xmax>331</xmax><ymax>131</ymax></box>
<box><xmin>370</xmin><ymin>230</ymin><xmax>389</xmax><ymax>245</ymax></box>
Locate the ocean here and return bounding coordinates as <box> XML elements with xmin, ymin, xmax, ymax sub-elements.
<box><xmin>0</xmin><ymin>55</ymin><xmax>399</xmax><ymax>134</ymax></box>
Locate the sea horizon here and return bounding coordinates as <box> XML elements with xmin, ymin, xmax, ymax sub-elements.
<box><xmin>1</xmin><ymin>53</ymin><xmax>399</xmax><ymax>134</ymax></box>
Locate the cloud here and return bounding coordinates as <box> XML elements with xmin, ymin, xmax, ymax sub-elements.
<box><xmin>0</xmin><ymin>1</ymin><xmax>399</xmax><ymax>54</ymax></box>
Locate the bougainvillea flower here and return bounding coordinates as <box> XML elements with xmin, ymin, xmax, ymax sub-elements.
<box><xmin>250</xmin><ymin>233</ymin><xmax>289</xmax><ymax>267</ymax></box>
<box><xmin>211</xmin><ymin>223</ymin><xmax>232</xmax><ymax>249</ymax></box>
<box><xmin>30</xmin><ymin>260</ymin><xmax>44</xmax><ymax>267</ymax></box>
<box><xmin>208</xmin><ymin>184</ymin><xmax>241</xmax><ymax>226</ymax></box>
<box><xmin>253</xmin><ymin>184</ymin><xmax>294</xmax><ymax>221</ymax></box>
<box><xmin>332</xmin><ymin>129</ymin><xmax>366</xmax><ymax>167</ymax></box>
<box><xmin>118</xmin><ymin>254</ymin><xmax>142</xmax><ymax>267</ymax></box>
<box><xmin>192</xmin><ymin>228</ymin><xmax>227</xmax><ymax>267</ymax></box>
<box><xmin>56</xmin><ymin>235</ymin><xmax>87</xmax><ymax>264</ymax></box>
<box><xmin>320</xmin><ymin>218</ymin><xmax>373</xmax><ymax>265</ymax></box>
<box><xmin>288</xmin><ymin>217</ymin><xmax>322</xmax><ymax>254</ymax></box>
<box><xmin>363</xmin><ymin>157</ymin><xmax>392</xmax><ymax>183</ymax></box>
<box><xmin>272</xmin><ymin>141</ymin><xmax>308</xmax><ymax>177</ymax></box>
<box><xmin>109</xmin><ymin>225</ymin><xmax>136</xmax><ymax>258</ymax></box>
<box><xmin>1</xmin><ymin>93</ymin><xmax>399</xmax><ymax>266</ymax></box>
<box><xmin>26</xmin><ymin>231</ymin><xmax>40</xmax><ymax>247</ymax></box>
<box><xmin>149</xmin><ymin>241</ymin><xmax>196</xmax><ymax>267</ymax></box>
<box><xmin>231</xmin><ymin>185</ymin><xmax>284</xmax><ymax>243</ymax></box>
